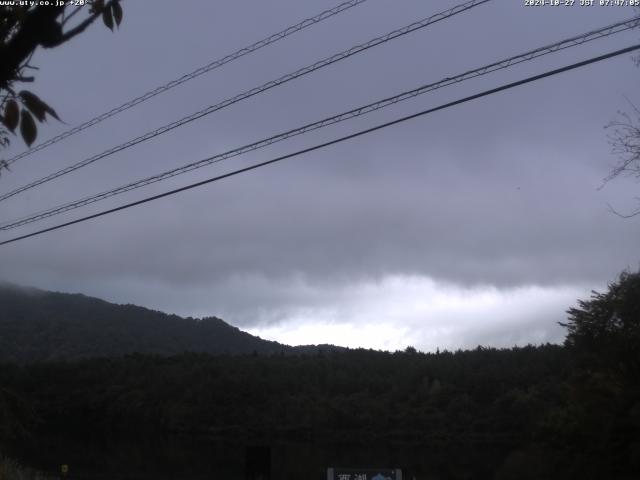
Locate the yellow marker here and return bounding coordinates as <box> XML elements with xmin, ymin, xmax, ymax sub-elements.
<box><xmin>61</xmin><ymin>464</ymin><xmax>69</xmax><ymax>475</ymax></box>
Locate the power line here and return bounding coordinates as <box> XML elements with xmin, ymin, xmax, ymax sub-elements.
<box><xmin>1</xmin><ymin>43</ymin><xmax>638</xmax><ymax>248</ymax></box>
<box><xmin>3</xmin><ymin>0</ymin><xmax>370</xmax><ymax>167</ymax></box>
<box><xmin>2</xmin><ymin>15</ymin><xmax>637</xmax><ymax>231</ymax></box>
<box><xmin>0</xmin><ymin>0</ymin><xmax>491</xmax><ymax>203</ymax></box>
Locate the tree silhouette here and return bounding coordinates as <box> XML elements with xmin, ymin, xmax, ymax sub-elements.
<box><xmin>603</xmin><ymin>14</ymin><xmax>640</xmax><ymax>217</ymax></box>
<box><xmin>604</xmin><ymin>102</ymin><xmax>640</xmax><ymax>217</ymax></box>
<box><xmin>561</xmin><ymin>269</ymin><xmax>640</xmax><ymax>378</ymax></box>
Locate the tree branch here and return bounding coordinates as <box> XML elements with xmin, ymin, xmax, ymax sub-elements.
<box><xmin>61</xmin><ymin>5</ymin><xmax>83</xmax><ymax>27</ymax></box>
<box><xmin>606</xmin><ymin>202</ymin><xmax>640</xmax><ymax>218</ymax></box>
<box><xmin>57</xmin><ymin>2</ymin><xmax>113</xmax><ymax>45</ymax></box>
<box><xmin>0</xmin><ymin>6</ymin><xmax>64</xmax><ymax>87</ymax></box>
<box><xmin>0</xmin><ymin>2</ymin><xmax>115</xmax><ymax>88</ymax></box>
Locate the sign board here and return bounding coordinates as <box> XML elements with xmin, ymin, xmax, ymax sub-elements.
<box><xmin>327</xmin><ymin>468</ymin><xmax>402</xmax><ymax>480</ymax></box>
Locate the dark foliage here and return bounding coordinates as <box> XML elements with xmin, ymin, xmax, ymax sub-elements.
<box><xmin>562</xmin><ymin>269</ymin><xmax>640</xmax><ymax>378</ymax></box>
<box><xmin>0</xmin><ymin>344</ymin><xmax>636</xmax><ymax>478</ymax></box>
<box><xmin>554</xmin><ymin>269</ymin><xmax>640</xmax><ymax>479</ymax></box>
<box><xmin>0</xmin><ymin>347</ymin><xmax>568</xmax><ymax>472</ymax></box>
<box><xmin>0</xmin><ymin>273</ymin><xmax>638</xmax><ymax>478</ymax></box>
<box><xmin>0</xmin><ymin>1</ymin><xmax>122</xmax><ymax>151</ymax></box>
<box><xmin>0</xmin><ymin>283</ymin><xmax>293</xmax><ymax>362</ymax></box>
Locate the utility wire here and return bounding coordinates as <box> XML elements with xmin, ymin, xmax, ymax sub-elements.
<box><xmin>0</xmin><ymin>0</ymin><xmax>491</xmax><ymax>203</ymax></box>
<box><xmin>3</xmin><ymin>0</ymin><xmax>370</xmax><ymax>167</ymax></box>
<box><xmin>1</xmin><ymin>43</ymin><xmax>638</xmax><ymax>248</ymax></box>
<box><xmin>2</xmin><ymin>15</ymin><xmax>637</xmax><ymax>231</ymax></box>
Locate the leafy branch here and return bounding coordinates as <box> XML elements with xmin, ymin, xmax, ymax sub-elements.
<box><xmin>0</xmin><ymin>0</ymin><xmax>123</xmax><ymax>154</ymax></box>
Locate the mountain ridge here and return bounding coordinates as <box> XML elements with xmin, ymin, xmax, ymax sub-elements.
<box><xmin>0</xmin><ymin>282</ymin><xmax>338</xmax><ymax>362</ymax></box>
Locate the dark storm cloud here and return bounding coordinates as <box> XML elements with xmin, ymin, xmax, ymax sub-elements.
<box><xmin>0</xmin><ymin>0</ymin><xmax>638</xmax><ymax>346</ymax></box>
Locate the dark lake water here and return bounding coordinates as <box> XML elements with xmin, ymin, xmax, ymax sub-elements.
<box><xmin>6</xmin><ymin>433</ymin><xmax>506</xmax><ymax>479</ymax></box>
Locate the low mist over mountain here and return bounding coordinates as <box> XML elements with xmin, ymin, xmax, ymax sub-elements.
<box><xmin>0</xmin><ymin>283</ymin><xmax>302</xmax><ymax>362</ymax></box>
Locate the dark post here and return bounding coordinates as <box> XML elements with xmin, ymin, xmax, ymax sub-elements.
<box><xmin>245</xmin><ymin>445</ymin><xmax>271</xmax><ymax>480</ymax></box>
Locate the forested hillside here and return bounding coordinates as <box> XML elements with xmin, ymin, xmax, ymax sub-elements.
<box><xmin>0</xmin><ymin>284</ymin><xmax>291</xmax><ymax>361</ymax></box>
<box><xmin>0</xmin><ymin>344</ymin><xmax>637</xmax><ymax>479</ymax></box>
<box><xmin>0</xmin><ymin>271</ymin><xmax>638</xmax><ymax>478</ymax></box>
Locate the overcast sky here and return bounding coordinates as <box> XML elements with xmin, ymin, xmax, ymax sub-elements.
<box><xmin>1</xmin><ymin>0</ymin><xmax>638</xmax><ymax>351</ymax></box>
